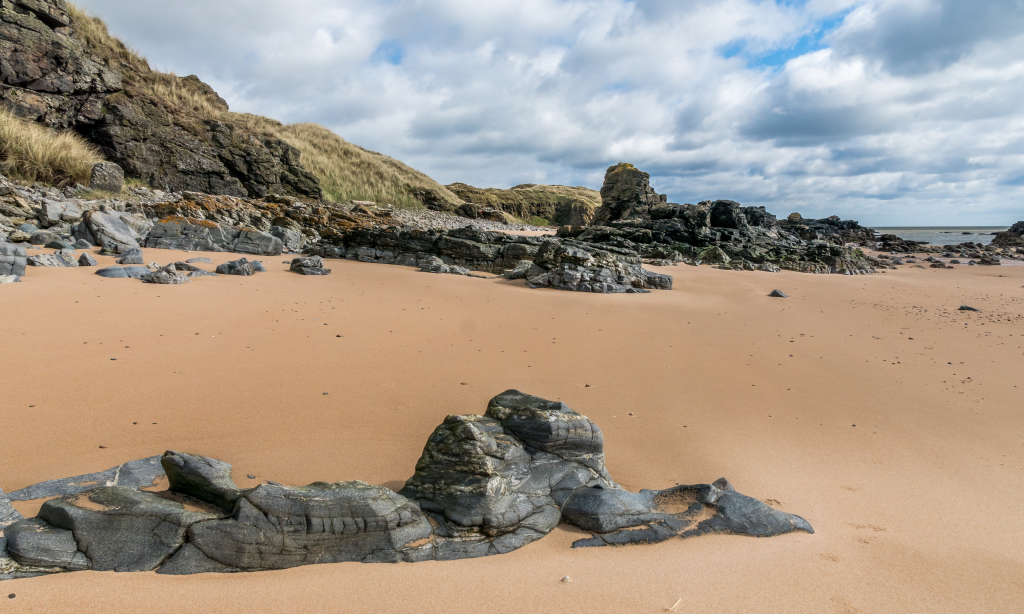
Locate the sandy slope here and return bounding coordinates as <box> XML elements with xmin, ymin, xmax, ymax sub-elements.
<box><xmin>1</xmin><ymin>249</ymin><xmax>1022</xmax><ymax>613</ymax></box>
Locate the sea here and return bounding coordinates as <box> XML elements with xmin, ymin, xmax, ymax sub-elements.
<box><xmin>872</xmin><ymin>227</ymin><xmax>1007</xmax><ymax>247</ymax></box>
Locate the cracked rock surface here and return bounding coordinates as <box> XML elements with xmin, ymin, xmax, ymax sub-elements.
<box><xmin>1</xmin><ymin>390</ymin><xmax>813</xmax><ymax>578</ymax></box>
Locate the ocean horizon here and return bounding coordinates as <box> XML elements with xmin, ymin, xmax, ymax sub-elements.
<box><xmin>871</xmin><ymin>226</ymin><xmax>1007</xmax><ymax>246</ymax></box>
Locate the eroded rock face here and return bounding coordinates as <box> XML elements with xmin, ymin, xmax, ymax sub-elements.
<box><xmin>3</xmin><ymin>390</ymin><xmax>813</xmax><ymax>578</ymax></box>
<box><xmin>0</xmin><ymin>1</ymin><xmax>321</xmax><ymax>199</ymax></box>
<box><xmin>521</xmin><ymin>240</ymin><xmax>672</xmax><ymax>293</ymax></box>
<box><xmin>992</xmin><ymin>222</ymin><xmax>1024</xmax><ymax>248</ymax></box>
<box><xmin>144</xmin><ymin>216</ymin><xmax>283</xmax><ymax>256</ymax></box>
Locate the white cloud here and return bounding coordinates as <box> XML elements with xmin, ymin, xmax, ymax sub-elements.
<box><xmin>74</xmin><ymin>0</ymin><xmax>1024</xmax><ymax>225</ymax></box>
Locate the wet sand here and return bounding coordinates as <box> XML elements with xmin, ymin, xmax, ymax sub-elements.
<box><xmin>1</xmin><ymin>249</ymin><xmax>1022</xmax><ymax>613</ymax></box>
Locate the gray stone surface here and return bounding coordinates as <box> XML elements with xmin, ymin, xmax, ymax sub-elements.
<box><xmin>0</xmin><ymin>242</ymin><xmax>27</xmax><ymax>277</ymax></box>
<box><xmin>145</xmin><ymin>217</ymin><xmax>283</xmax><ymax>256</ymax></box>
<box><xmin>769</xmin><ymin>289</ymin><xmax>788</xmax><ymax>298</ymax></box>
<box><xmin>0</xmin><ymin>487</ymin><xmax>21</xmax><ymax>528</ymax></box>
<box><xmin>78</xmin><ymin>253</ymin><xmax>98</xmax><ymax>267</ymax></box>
<box><xmin>289</xmin><ymin>256</ymin><xmax>330</xmax><ymax>276</ymax></box>
<box><xmin>74</xmin><ymin>210</ymin><xmax>150</xmax><ymax>254</ymax></box>
<box><xmin>29</xmin><ymin>231</ymin><xmax>59</xmax><ymax>246</ymax></box>
<box><xmin>117</xmin><ymin>247</ymin><xmax>144</xmax><ymax>265</ymax></box>
<box><xmin>563</xmin><ymin>478</ymin><xmax>813</xmax><ymax>547</ymax></box>
<box><xmin>141</xmin><ymin>266</ymin><xmax>190</xmax><ymax>285</ymax></box>
<box><xmin>7</xmin><ymin>456</ymin><xmax>165</xmax><ymax>501</ymax></box>
<box><xmin>0</xmin><ymin>274</ymin><xmax>21</xmax><ymax>283</ymax></box>
<box><xmin>90</xmin><ymin>162</ymin><xmax>124</xmax><ymax>193</ymax></box>
<box><xmin>522</xmin><ymin>241</ymin><xmax>672</xmax><ymax>293</ymax></box>
<box><xmin>27</xmin><ymin>254</ymin><xmax>78</xmax><ymax>268</ymax></box>
<box><xmin>161</xmin><ymin>452</ymin><xmax>241</xmax><ymax>513</ymax></box>
<box><xmin>215</xmin><ymin>258</ymin><xmax>259</xmax><ymax>276</ymax></box>
<box><xmin>95</xmin><ymin>266</ymin><xmax>129</xmax><ymax>279</ymax></box>
<box><xmin>186</xmin><ymin>257</ymin><xmax>213</xmax><ymax>264</ymax></box>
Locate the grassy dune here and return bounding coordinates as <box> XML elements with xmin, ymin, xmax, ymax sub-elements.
<box><xmin>18</xmin><ymin>4</ymin><xmax>463</xmax><ymax>208</ymax></box>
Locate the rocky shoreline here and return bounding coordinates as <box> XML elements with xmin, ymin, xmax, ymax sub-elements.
<box><xmin>0</xmin><ymin>390</ymin><xmax>812</xmax><ymax>579</ymax></box>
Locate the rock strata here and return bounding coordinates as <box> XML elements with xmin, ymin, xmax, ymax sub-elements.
<box><xmin>0</xmin><ymin>242</ymin><xmax>27</xmax><ymax>277</ymax></box>
<box><xmin>289</xmin><ymin>256</ymin><xmax>330</xmax><ymax>276</ymax></box>
<box><xmin>2</xmin><ymin>390</ymin><xmax>812</xmax><ymax>579</ymax></box>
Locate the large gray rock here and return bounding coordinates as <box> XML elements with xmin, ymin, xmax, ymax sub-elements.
<box><xmin>564</xmin><ymin>478</ymin><xmax>814</xmax><ymax>547</ymax></box>
<box><xmin>0</xmin><ymin>242</ymin><xmax>27</xmax><ymax>277</ymax></box>
<box><xmin>141</xmin><ymin>265</ymin><xmax>190</xmax><ymax>285</ymax></box>
<box><xmin>78</xmin><ymin>252</ymin><xmax>98</xmax><ymax>266</ymax></box>
<box><xmin>90</xmin><ymin>162</ymin><xmax>124</xmax><ymax>193</ymax></box>
<box><xmin>29</xmin><ymin>231</ymin><xmax>59</xmax><ymax>246</ymax></box>
<box><xmin>399</xmin><ymin>390</ymin><xmax>616</xmax><ymax>560</ymax></box>
<box><xmin>145</xmin><ymin>217</ymin><xmax>283</xmax><ymax>256</ymax></box>
<box><xmin>216</xmin><ymin>258</ymin><xmax>259</xmax><ymax>276</ymax></box>
<box><xmin>7</xmin><ymin>487</ymin><xmax>224</xmax><ymax>572</ymax></box>
<box><xmin>117</xmin><ymin>247</ymin><xmax>144</xmax><ymax>265</ymax></box>
<box><xmin>183</xmin><ymin>481</ymin><xmax>434</xmax><ymax>571</ymax></box>
<box><xmin>95</xmin><ymin>266</ymin><xmax>128</xmax><ymax>279</ymax></box>
<box><xmin>290</xmin><ymin>256</ymin><xmax>330</xmax><ymax>275</ymax></box>
<box><xmin>74</xmin><ymin>210</ymin><xmax>150</xmax><ymax>254</ymax></box>
<box><xmin>27</xmin><ymin>253</ymin><xmax>78</xmax><ymax>267</ymax></box>
<box><xmin>161</xmin><ymin>451</ymin><xmax>241</xmax><ymax>513</ymax></box>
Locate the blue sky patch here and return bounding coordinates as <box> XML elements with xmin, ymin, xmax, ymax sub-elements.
<box><xmin>373</xmin><ymin>40</ymin><xmax>405</xmax><ymax>65</ymax></box>
<box><xmin>722</xmin><ymin>8</ymin><xmax>853</xmax><ymax>68</ymax></box>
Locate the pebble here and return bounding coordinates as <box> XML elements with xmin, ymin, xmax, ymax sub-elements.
<box><xmin>561</xmin><ymin>576</ymin><xmax>571</xmax><ymax>583</ymax></box>
<box><xmin>247</xmin><ymin>474</ymin><xmax>256</xmax><ymax>479</ymax></box>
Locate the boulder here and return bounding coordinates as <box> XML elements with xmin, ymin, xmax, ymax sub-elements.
<box><xmin>78</xmin><ymin>253</ymin><xmax>98</xmax><ymax>266</ymax></box>
<box><xmin>44</xmin><ymin>240</ymin><xmax>74</xmax><ymax>250</ymax></box>
<box><xmin>141</xmin><ymin>266</ymin><xmax>190</xmax><ymax>285</ymax></box>
<box><xmin>95</xmin><ymin>266</ymin><xmax>129</xmax><ymax>279</ymax></box>
<box><xmin>90</xmin><ymin>162</ymin><xmax>124</xmax><ymax>193</ymax></box>
<box><xmin>0</xmin><ymin>274</ymin><xmax>21</xmax><ymax>283</ymax></box>
<box><xmin>0</xmin><ymin>242</ymin><xmax>28</xmax><ymax>277</ymax></box>
<box><xmin>117</xmin><ymin>247</ymin><xmax>144</xmax><ymax>265</ymax></box>
<box><xmin>75</xmin><ymin>211</ymin><xmax>149</xmax><ymax>254</ymax></box>
<box><xmin>289</xmin><ymin>256</ymin><xmax>331</xmax><ymax>276</ymax></box>
<box><xmin>29</xmin><ymin>231</ymin><xmax>59</xmax><ymax>246</ymax></box>
<box><xmin>27</xmin><ymin>254</ymin><xmax>78</xmax><ymax>267</ymax></box>
<box><xmin>769</xmin><ymin>289</ymin><xmax>788</xmax><ymax>298</ymax></box>
<box><xmin>161</xmin><ymin>451</ymin><xmax>241</xmax><ymax>514</ymax></box>
<box><xmin>216</xmin><ymin>258</ymin><xmax>258</xmax><ymax>276</ymax></box>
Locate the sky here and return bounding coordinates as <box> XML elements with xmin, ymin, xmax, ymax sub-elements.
<box><xmin>74</xmin><ymin>0</ymin><xmax>1024</xmax><ymax>226</ymax></box>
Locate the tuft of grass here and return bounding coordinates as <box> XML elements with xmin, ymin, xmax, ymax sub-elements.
<box><xmin>0</xmin><ymin>108</ymin><xmax>104</xmax><ymax>186</ymax></box>
<box><xmin>268</xmin><ymin>123</ymin><xmax>461</xmax><ymax>208</ymax></box>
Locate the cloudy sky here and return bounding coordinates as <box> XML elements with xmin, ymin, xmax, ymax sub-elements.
<box><xmin>76</xmin><ymin>0</ymin><xmax>1024</xmax><ymax>225</ymax></box>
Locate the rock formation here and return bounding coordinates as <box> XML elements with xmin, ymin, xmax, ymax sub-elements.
<box><xmin>563</xmin><ymin>163</ymin><xmax>888</xmax><ymax>275</ymax></box>
<box><xmin>0</xmin><ymin>0</ymin><xmax>320</xmax><ymax>199</ymax></box>
<box><xmin>0</xmin><ymin>390</ymin><xmax>812</xmax><ymax>578</ymax></box>
<box><xmin>446</xmin><ymin>183</ymin><xmax>600</xmax><ymax>227</ymax></box>
<box><xmin>992</xmin><ymin>222</ymin><xmax>1024</xmax><ymax>248</ymax></box>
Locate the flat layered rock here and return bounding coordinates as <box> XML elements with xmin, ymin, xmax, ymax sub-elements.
<box><xmin>27</xmin><ymin>254</ymin><xmax>78</xmax><ymax>268</ymax></box>
<box><xmin>6</xmin><ymin>456</ymin><xmax>164</xmax><ymax>501</ymax></box>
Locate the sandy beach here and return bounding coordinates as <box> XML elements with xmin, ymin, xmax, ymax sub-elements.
<box><xmin>1</xmin><ymin>249</ymin><xmax>1022</xmax><ymax>613</ymax></box>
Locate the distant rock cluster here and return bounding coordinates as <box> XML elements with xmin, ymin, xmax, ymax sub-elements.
<box><xmin>0</xmin><ymin>390</ymin><xmax>812</xmax><ymax>579</ymax></box>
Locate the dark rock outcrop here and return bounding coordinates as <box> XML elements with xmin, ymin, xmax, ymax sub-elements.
<box><xmin>520</xmin><ymin>240</ymin><xmax>672</xmax><ymax>293</ymax></box>
<box><xmin>141</xmin><ymin>265</ymin><xmax>189</xmax><ymax>284</ymax></box>
<box><xmin>144</xmin><ymin>216</ymin><xmax>282</xmax><ymax>256</ymax></box>
<box><xmin>991</xmin><ymin>222</ymin><xmax>1024</xmax><ymax>247</ymax></box>
<box><xmin>77</xmin><ymin>252</ymin><xmax>96</xmax><ymax>266</ymax></box>
<box><xmin>215</xmin><ymin>257</ymin><xmax>259</xmax><ymax>276</ymax></box>
<box><xmin>73</xmin><ymin>209</ymin><xmax>151</xmax><ymax>254</ymax></box>
<box><xmin>565</xmin><ymin>478</ymin><xmax>813</xmax><ymax>547</ymax></box>
<box><xmin>570</xmin><ymin>164</ymin><xmax>888</xmax><ymax>275</ymax></box>
<box><xmin>289</xmin><ymin>255</ymin><xmax>330</xmax><ymax>275</ymax></box>
<box><xmin>0</xmin><ymin>1</ymin><xmax>321</xmax><ymax>199</ymax></box>
<box><xmin>2</xmin><ymin>390</ymin><xmax>812</xmax><ymax>579</ymax></box>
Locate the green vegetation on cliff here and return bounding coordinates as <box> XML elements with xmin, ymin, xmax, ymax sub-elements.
<box><xmin>0</xmin><ymin>107</ymin><xmax>102</xmax><ymax>185</ymax></box>
<box><xmin>2</xmin><ymin>2</ymin><xmax>460</xmax><ymax>207</ymax></box>
<box><xmin>446</xmin><ymin>183</ymin><xmax>601</xmax><ymax>227</ymax></box>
